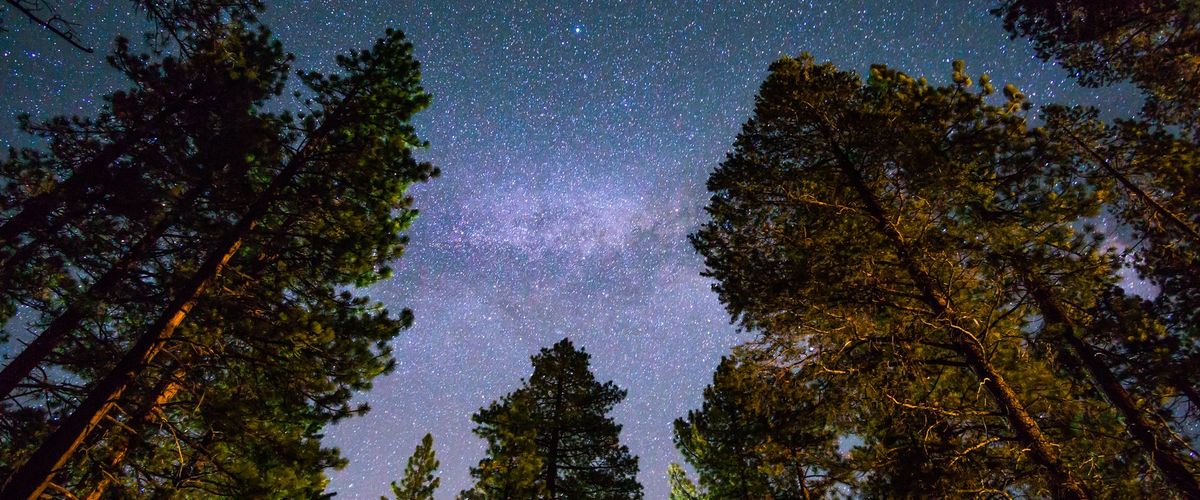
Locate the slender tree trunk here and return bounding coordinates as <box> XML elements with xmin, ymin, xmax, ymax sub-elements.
<box><xmin>0</xmin><ymin>146</ymin><xmax>309</xmax><ymax>499</ymax></box>
<box><xmin>1065</xmin><ymin>132</ymin><xmax>1200</xmax><ymax>244</ymax></box>
<box><xmin>832</xmin><ymin>148</ymin><xmax>1091</xmax><ymax>499</ymax></box>
<box><xmin>1176</xmin><ymin>376</ymin><xmax>1200</xmax><ymax>412</ymax></box>
<box><xmin>82</xmin><ymin>366</ymin><xmax>184</xmax><ymax>500</ymax></box>
<box><xmin>1020</xmin><ymin>270</ymin><xmax>1200</xmax><ymax>497</ymax></box>
<box><xmin>546</xmin><ymin>376</ymin><xmax>563</xmax><ymax>499</ymax></box>
<box><xmin>0</xmin><ymin>184</ymin><xmax>205</xmax><ymax>401</ymax></box>
<box><xmin>1107</xmin><ymin>162</ymin><xmax>1200</xmax><ymax>243</ymax></box>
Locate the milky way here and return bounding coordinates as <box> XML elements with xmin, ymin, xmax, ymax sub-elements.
<box><xmin>1</xmin><ymin>1</ymin><xmax>1139</xmax><ymax>498</ymax></box>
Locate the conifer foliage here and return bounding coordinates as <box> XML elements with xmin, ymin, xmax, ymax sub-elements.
<box><xmin>689</xmin><ymin>51</ymin><xmax>1200</xmax><ymax>498</ymax></box>
<box><xmin>997</xmin><ymin>1</ymin><xmax>1200</xmax><ymax>449</ymax></box>
<box><xmin>0</xmin><ymin>6</ymin><xmax>435</xmax><ymax>498</ymax></box>
<box><xmin>387</xmin><ymin>433</ymin><xmax>440</xmax><ymax>500</ymax></box>
<box><xmin>993</xmin><ymin>0</ymin><xmax>1200</xmax><ymax>138</ymax></box>
<box><xmin>674</xmin><ymin>354</ymin><xmax>849</xmax><ymax>499</ymax></box>
<box><xmin>462</xmin><ymin>338</ymin><xmax>643</xmax><ymax>499</ymax></box>
<box><xmin>666</xmin><ymin>463</ymin><xmax>704</xmax><ymax>500</ymax></box>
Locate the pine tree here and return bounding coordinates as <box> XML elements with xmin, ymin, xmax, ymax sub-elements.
<box><xmin>2</xmin><ymin>20</ymin><xmax>295</xmax><ymax>486</ymax></box>
<box><xmin>993</xmin><ymin>0</ymin><xmax>1200</xmax><ymax>138</ymax></box>
<box><xmin>674</xmin><ymin>355</ymin><xmax>850</xmax><ymax>499</ymax></box>
<box><xmin>988</xmin><ymin>4</ymin><xmax>1200</xmax><ymax>489</ymax></box>
<box><xmin>1028</xmin><ymin>106</ymin><xmax>1200</xmax><ymax>432</ymax></box>
<box><xmin>0</xmin><ymin>22</ymin><xmax>291</xmax><ymax>402</ymax></box>
<box><xmin>985</xmin><ymin>0</ymin><xmax>1200</xmax><ymax>364</ymax></box>
<box><xmin>63</xmin><ymin>290</ymin><xmax>408</xmax><ymax>498</ymax></box>
<box><xmin>689</xmin><ymin>54</ymin><xmax>1184</xmax><ymax>498</ymax></box>
<box><xmin>0</xmin><ymin>25</ymin><xmax>435</xmax><ymax>498</ymax></box>
<box><xmin>666</xmin><ymin>463</ymin><xmax>705</xmax><ymax>500</ymax></box>
<box><xmin>462</xmin><ymin>338</ymin><xmax>643</xmax><ymax>499</ymax></box>
<box><xmin>460</xmin><ymin>395</ymin><xmax>545</xmax><ymax>500</ymax></box>
<box><xmin>387</xmin><ymin>433</ymin><xmax>440</xmax><ymax>500</ymax></box>
<box><xmin>909</xmin><ymin>65</ymin><xmax>1198</xmax><ymax>494</ymax></box>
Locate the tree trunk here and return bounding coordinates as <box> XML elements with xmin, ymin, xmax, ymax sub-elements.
<box><xmin>82</xmin><ymin>366</ymin><xmax>184</xmax><ymax>500</ymax></box>
<box><xmin>1065</xmin><ymin>132</ymin><xmax>1200</xmax><ymax>244</ymax></box>
<box><xmin>546</xmin><ymin>376</ymin><xmax>563</xmax><ymax>499</ymax></box>
<box><xmin>1021</xmin><ymin>270</ymin><xmax>1200</xmax><ymax>497</ymax></box>
<box><xmin>0</xmin><ymin>146</ymin><xmax>308</xmax><ymax>499</ymax></box>
<box><xmin>832</xmin><ymin>148</ymin><xmax>1091</xmax><ymax>499</ymax></box>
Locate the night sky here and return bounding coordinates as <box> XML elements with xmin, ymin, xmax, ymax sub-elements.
<box><xmin>1</xmin><ymin>1</ymin><xmax>1138</xmax><ymax>498</ymax></box>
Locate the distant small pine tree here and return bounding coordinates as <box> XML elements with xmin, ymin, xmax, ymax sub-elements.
<box><xmin>461</xmin><ymin>338</ymin><xmax>643</xmax><ymax>499</ymax></box>
<box><xmin>386</xmin><ymin>433</ymin><xmax>440</xmax><ymax>500</ymax></box>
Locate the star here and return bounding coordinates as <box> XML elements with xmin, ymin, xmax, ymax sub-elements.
<box><xmin>0</xmin><ymin>1</ymin><xmax>1142</xmax><ymax>498</ymax></box>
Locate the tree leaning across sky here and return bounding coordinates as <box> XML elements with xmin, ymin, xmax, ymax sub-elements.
<box><xmin>0</xmin><ymin>12</ymin><xmax>437</xmax><ymax>498</ymax></box>
<box><xmin>691</xmin><ymin>53</ymin><xmax>1200</xmax><ymax>497</ymax></box>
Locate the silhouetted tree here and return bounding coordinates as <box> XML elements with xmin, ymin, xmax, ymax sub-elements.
<box><xmin>2</xmin><ymin>0</ymin><xmax>262</xmax><ymax>53</ymax></box>
<box><xmin>691</xmin><ymin>54</ymin><xmax>1189</xmax><ymax>498</ymax></box>
<box><xmin>386</xmin><ymin>433</ymin><xmax>440</xmax><ymax>500</ymax></box>
<box><xmin>994</xmin><ymin>0</ymin><xmax>1200</xmax><ymax>138</ymax></box>
<box><xmin>462</xmin><ymin>339</ymin><xmax>643</xmax><ymax>499</ymax></box>
<box><xmin>0</xmin><ymin>25</ymin><xmax>435</xmax><ymax>498</ymax></box>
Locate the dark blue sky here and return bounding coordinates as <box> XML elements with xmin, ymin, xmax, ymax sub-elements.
<box><xmin>1</xmin><ymin>1</ymin><xmax>1138</xmax><ymax>498</ymax></box>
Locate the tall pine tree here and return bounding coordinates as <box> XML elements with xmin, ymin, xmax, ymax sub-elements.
<box><xmin>1</xmin><ymin>22</ymin><xmax>436</xmax><ymax>498</ymax></box>
<box><xmin>689</xmin><ymin>54</ymin><xmax>1185</xmax><ymax>498</ymax></box>
<box><xmin>990</xmin><ymin>3</ymin><xmax>1200</xmax><ymax>490</ymax></box>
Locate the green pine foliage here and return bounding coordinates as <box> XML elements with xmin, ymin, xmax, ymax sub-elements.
<box><xmin>666</xmin><ymin>463</ymin><xmax>706</xmax><ymax>500</ymax></box>
<box><xmin>674</xmin><ymin>354</ymin><xmax>850</xmax><ymax>499</ymax></box>
<box><xmin>387</xmin><ymin>433</ymin><xmax>440</xmax><ymax>500</ymax></box>
<box><xmin>461</xmin><ymin>339</ymin><xmax>643</xmax><ymax>500</ymax></box>
<box><xmin>688</xmin><ymin>52</ymin><xmax>1200</xmax><ymax>497</ymax></box>
<box><xmin>2</xmin><ymin>20</ymin><xmax>297</xmax><ymax>483</ymax></box>
<box><xmin>993</xmin><ymin>0</ymin><xmax>1200</xmax><ymax>138</ymax></box>
<box><xmin>0</xmin><ymin>8</ymin><xmax>435</xmax><ymax>498</ymax></box>
<box><xmin>992</xmin><ymin>2</ymin><xmax>1200</xmax><ymax>492</ymax></box>
<box><xmin>683</xmin><ymin>2</ymin><xmax>1200</xmax><ymax>491</ymax></box>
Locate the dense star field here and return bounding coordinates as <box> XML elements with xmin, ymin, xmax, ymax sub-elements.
<box><xmin>1</xmin><ymin>1</ymin><xmax>1142</xmax><ymax>498</ymax></box>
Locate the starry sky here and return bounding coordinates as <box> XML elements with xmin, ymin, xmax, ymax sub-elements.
<box><xmin>1</xmin><ymin>1</ymin><xmax>1139</xmax><ymax>498</ymax></box>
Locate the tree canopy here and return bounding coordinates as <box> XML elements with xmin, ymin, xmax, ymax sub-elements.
<box><xmin>0</xmin><ymin>7</ymin><xmax>435</xmax><ymax>497</ymax></box>
<box><xmin>689</xmin><ymin>52</ymin><xmax>1199</xmax><ymax>497</ymax></box>
<box><xmin>462</xmin><ymin>338</ymin><xmax>643</xmax><ymax>500</ymax></box>
<box><xmin>387</xmin><ymin>433</ymin><xmax>440</xmax><ymax>500</ymax></box>
<box><xmin>993</xmin><ymin>0</ymin><xmax>1200</xmax><ymax>138</ymax></box>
